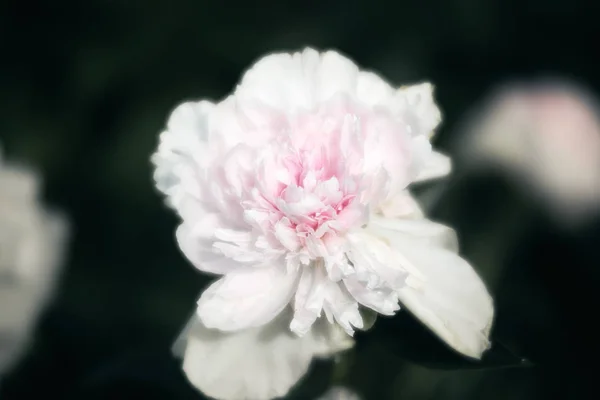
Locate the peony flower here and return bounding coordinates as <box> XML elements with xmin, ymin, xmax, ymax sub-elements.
<box><xmin>153</xmin><ymin>48</ymin><xmax>493</xmax><ymax>400</ymax></box>
<box><xmin>0</xmin><ymin>147</ymin><xmax>68</xmax><ymax>379</ymax></box>
<box><xmin>461</xmin><ymin>80</ymin><xmax>600</xmax><ymax>225</ymax></box>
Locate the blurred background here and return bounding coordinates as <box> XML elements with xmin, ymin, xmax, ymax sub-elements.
<box><xmin>1</xmin><ymin>1</ymin><xmax>600</xmax><ymax>399</ymax></box>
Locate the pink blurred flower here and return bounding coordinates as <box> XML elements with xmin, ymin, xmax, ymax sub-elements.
<box><xmin>464</xmin><ymin>80</ymin><xmax>600</xmax><ymax>224</ymax></box>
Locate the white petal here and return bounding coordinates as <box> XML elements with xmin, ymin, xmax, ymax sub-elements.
<box><xmin>152</xmin><ymin>101</ymin><xmax>213</xmax><ymax>209</ymax></box>
<box><xmin>197</xmin><ymin>266</ymin><xmax>300</xmax><ymax>331</ymax></box>
<box><xmin>166</xmin><ymin>100</ymin><xmax>214</xmax><ymax>139</ymax></box>
<box><xmin>414</xmin><ymin>150</ymin><xmax>452</xmax><ymax>183</ymax></box>
<box><xmin>176</xmin><ymin>222</ymin><xmax>245</xmax><ymax>275</ymax></box>
<box><xmin>369</xmin><ymin>215</ymin><xmax>458</xmax><ymax>252</ymax></box>
<box><xmin>322</xmin><ymin>282</ymin><xmax>364</xmax><ymax>336</ymax></box>
<box><xmin>236</xmin><ymin>48</ymin><xmax>318</xmax><ymax>110</ymax></box>
<box><xmin>408</xmin><ymin>135</ymin><xmax>433</xmax><ymax>180</ymax></box>
<box><xmin>179</xmin><ymin>310</ymin><xmax>353</xmax><ymax>400</ymax></box>
<box><xmin>180</xmin><ymin>312</ymin><xmax>311</xmax><ymax>400</ymax></box>
<box><xmin>343</xmin><ymin>276</ymin><xmax>400</xmax><ymax>316</ymax></box>
<box><xmin>237</xmin><ymin>48</ymin><xmax>363</xmax><ymax>111</ymax></box>
<box><xmin>345</xmin><ymin>231</ymin><xmax>408</xmax><ymax>291</ymax></box>
<box><xmin>398</xmin><ymin>82</ymin><xmax>443</xmax><ymax>138</ymax></box>
<box><xmin>377</xmin><ymin>190</ymin><xmax>425</xmax><ymax>219</ymax></box>
<box><xmin>365</xmin><ymin>221</ymin><xmax>494</xmax><ymax>359</ymax></box>
<box><xmin>356</xmin><ymin>71</ymin><xmax>395</xmax><ymax>108</ymax></box>
<box><xmin>316</xmin><ymin>50</ymin><xmax>359</xmax><ymax>102</ymax></box>
<box><xmin>290</xmin><ymin>266</ymin><xmax>327</xmax><ymax>335</ymax></box>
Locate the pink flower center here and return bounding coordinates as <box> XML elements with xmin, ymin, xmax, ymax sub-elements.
<box><xmin>240</xmin><ymin>129</ymin><xmax>367</xmax><ymax>259</ymax></box>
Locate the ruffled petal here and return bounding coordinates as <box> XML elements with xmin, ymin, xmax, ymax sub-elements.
<box><xmin>345</xmin><ymin>230</ymin><xmax>409</xmax><ymax>291</ymax></box>
<box><xmin>151</xmin><ymin>101</ymin><xmax>214</xmax><ymax>210</ymax></box>
<box><xmin>290</xmin><ymin>265</ymin><xmax>328</xmax><ymax>336</ymax></box>
<box><xmin>397</xmin><ymin>82</ymin><xmax>442</xmax><ymax>138</ymax></box>
<box><xmin>343</xmin><ymin>276</ymin><xmax>399</xmax><ymax>317</ymax></box>
<box><xmin>237</xmin><ymin>48</ymin><xmax>364</xmax><ymax>111</ymax></box>
<box><xmin>322</xmin><ymin>282</ymin><xmax>364</xmax><ymax>336</ymax></box>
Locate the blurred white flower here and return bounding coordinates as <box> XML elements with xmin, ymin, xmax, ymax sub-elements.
<box><xmin>0</xmin><ymin>149</ymin><xmax>68</xmax><ymax>378</ymax></box>
<box><xmin>173</xmin><ymin>308</ymin><xmax>353</xmax><ymax>400</ymax></box>
<box><xmin>153</xmin><ymin>48</ymin><xmax>493</xmax><ymax>400</ymax></box>
<box><xmin>316</xmin><ymin>386</ymin><xmax>361</xmax><ymax>400</ymax></box>
<box><xmin>461</xmin><ymin>80</ymin><xmax>600</xmax><ymax>224</ymax></box>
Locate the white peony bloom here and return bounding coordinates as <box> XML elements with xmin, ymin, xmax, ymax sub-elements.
<box><xmin>0</xmin><ymin>149</ymin><xmax>68</xmax><ymax>378</ymax></box>
<box><xmin>153</xmin><ymin>48</ymin><xmax>493</xmax><ymax>400</ymax></box>
<box><xmin>461</xmin><ymin>80</ymin><xmax>600</xmax><ymax>225</ymax></box>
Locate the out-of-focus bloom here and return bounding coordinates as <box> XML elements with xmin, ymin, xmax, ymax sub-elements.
<box><xmin>153</xmin><ymin>48</ymin><xmax>493</xmax><ymax>400</ymax></box>
<box><xmin>0</xmin><ymin>149</ymin><xmax>68</xmax><ymax>378</ymax></box>
<box><xmin>461</xmin><ymin>80</ymin><xmax>600</xmax><ymax>224</ymax></box>
<box><xmin>316</xmin><ymin>386</ymin><xmax>361</xmax><ymax>400</ymax></box>
<box><xmin>173</xmin><ymin>308</ymin><xmax>353</xmax><ymax>400</ymax></box>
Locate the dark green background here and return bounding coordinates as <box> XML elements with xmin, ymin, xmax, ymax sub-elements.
<box><xmin>1</xmin><ymin>1</ymin><xmax>599</xmax><ymax>399</ymax></box>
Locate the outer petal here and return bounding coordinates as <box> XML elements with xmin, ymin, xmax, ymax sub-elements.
<box><xmin>151</xmin><ymin>101</ymin><xmax>213</xmax><ymax>210</ymax></box>
<box><xmin>197</xmin><ymin>266</ymin><xmax>300</xmax><ymax>331</ymax></box>
<box><xmin>236</xmin><ymin>49</ymin><xmax>318</xmax><ymax>111</ymax></box>
<box><xmin>397</xmin><ymin>82</ymin><xmax>442</xmax><ymax>138</ymax></box>
<box><xmin>414</xmin><ymin>150</ymin><xmax>452</xmax><ymax>183</ymax></box>
<box><xmin>177</xmin><ymin>310</ymin><xmax>353</xmax><ymax>400</ymax></box>
<box><xmin>237</xmin><ymin>48</ymin><xmax>362</xmax><ymax>111</ymax></box>
<box><xmin>356</xmin><ymin>71</ymin><xmax>395</xmax><ymax>108</ymax></box>
<box><xmin>365</xmin><ymin>219</ymin><xmax>493</xmax><ymax>359</ymax></box>
<box><xmin>176</xmin><ymin>222</ymin><xmax>247</xmax><ymax>275</ymax></box>
<box><xmin>377</xmin><ymin>190</ymin><xmax>425</xmax><ymax>219</ymax></box>
<box><xmin>369</xmin><ymin>215</ymin><xmax>458</xmax><ymax>252</ymax></box>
